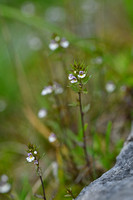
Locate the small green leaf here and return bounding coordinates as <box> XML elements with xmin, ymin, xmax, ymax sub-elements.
<box><xmin>82</xmin><ymin>88</ymin><xmax>88</xmax><ymax>94</ymax></box>
<box><xmin>34</xmin><ymin>194</ymin><xmax>44</xmax><ymax>199</ymax></box>
<box><xmin>70</xmin><ymin>85</ymin><xmax>79</xmax><ymax>93</ymax></box>
<box><xmin>82</xmin><ymin>75</ymin><xmax>91</xmax><ymax>85</ymax></box>
<box><xmin>84</xmin><ymin>123</ymin><xmax>88</xmax><ymax>131</ymax></box>
<box><xmin>83</xmin><ymin>104</ymin><xmax>90</xmax><ymax>113</ymax></box>
<box><xmin>68</xmin><ymin>102</ymin><xmax>78</xmax><ymax>107</ymax></box>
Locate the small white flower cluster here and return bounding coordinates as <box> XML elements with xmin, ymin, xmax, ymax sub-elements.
<box><xmin>26</xmin><ymin>152</ymin><xmax>38</xmax><ymax>165</ymax></box>
<box><xmin>49</xmin><ymin>36</ymin><xmax>69</xmax><ymax>51</ymax></box>
<box><xmin>0</xmin><ymin>174</ymin><xmax>11</xmax><ymax>194</ymax></box>
<box><xmin>53</xmin><ymin>82</ymin><xmax>64</xmax><ymax>94</ymax></box>
<box><xmin>39</xmin><ymin>83</ymin><xmax>63</xmax><ymax>119</ymax></box>
<box><xmin>41</xmin><ymin>82</ymin><xmax>63</xmax><ymax>96</ymax></box>
<box><xmin>41</xmin><ymin>86</ymin><xmax>53</xmax><ymax>96</ymax></box>
<box><xmin>68</xmin><ymin>71</ymin><xmax>86</xmax><ymax>83</ymax></box>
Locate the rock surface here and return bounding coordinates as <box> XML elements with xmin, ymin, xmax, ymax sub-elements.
<box><xmin>75</xmin><ymin>134</ymin><xmax>133</xmax><ymax>200</ymax></box>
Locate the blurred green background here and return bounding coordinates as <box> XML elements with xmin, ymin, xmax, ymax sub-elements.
<box><xmin>0</xmin><ymin>0</ymin><xmax>133</xmax><ymax>199</ymax></box>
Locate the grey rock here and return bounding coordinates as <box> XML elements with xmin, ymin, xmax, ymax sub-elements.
<box><xmin>75</xmin><ymin>138</ymin><xmax>133</xmax><ymax>200</ymax></box>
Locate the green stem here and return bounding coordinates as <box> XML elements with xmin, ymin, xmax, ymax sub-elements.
<box><xmin>78</xmin><ymin>91</ymin><xmax>90</xmax><ymax>168</ymax></box>
<box><xmin>37</xmin><ymin>166</ymin><xmax>47</xmax><ymax>200</ymax></box>
<box><xmin>39</xmin><ymin>175</ymin><xmax>47</xmax><ymax>200</ymax></box>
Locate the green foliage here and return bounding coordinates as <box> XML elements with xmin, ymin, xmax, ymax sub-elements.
<box><xmin>0</xmin><ymin>0</ymin><xmax>132</xmax><ymax>199</ymax></box>
<box><xmin>92</xmin><ymin>122</ymin><xmax>124</xmax><ymax>170</ymax></box>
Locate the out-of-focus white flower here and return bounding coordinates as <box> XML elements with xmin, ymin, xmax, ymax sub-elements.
<box><xmin>60</xmin><ymin>38</ymin><xmax>69</xmax><ymax>48</ymax></box>
<box><xmin>38</xmin><ymin>109</ymin><xmax>47</xmax><ymax>118</ymax></box>
<box><xmin>21</xmin><ymin>2</ymin><xmax>35</xmax><ymax>17</ymax></box>
<box><xmin>95</xmin><ymin>56</ymin><xmax>103</xmax><ymax>64</ymax></box>
<box><xmin>70</xmin><ymin>77</ymin><xmax>77</xmax><ymax>83</ymax></box>
<box><xmin>0</xmin><ymin>100</ymin><xmax>7</xmax><ymax>112</ymax></box>
<box><xmin>53</xmin><ymin>82</ymin><xmax>63</xmax><ymax>94</ymax></box>
<box><xmin>0</xmin><ymin>174</ymin><xmax>11</xmax><ymax>194</ymax></box>
<box><xmin>81</xmin><ymin>0</ymin><xmax>99</xmax><ymax>14</ymax></box>
<box><xmin>120</xmin><ymin>85</ymin><xmax>126</xmax><ymax>92</ymax></box>
<box><xmin>48</xmin><ymin>133</ymin><xmax>57</xmax><ymax>143</ymax></box>
<box><xmin>0</xmin><ymin>183</ymin><xmax>11</xmax><ymax>194</ymax></box>
<box><xmin>105</xmin><ymin>82</ymin><xmax>116</xmax><ymax>93</ymax></box>
<box><xmin>91</xmin><ymin>56</ymin><xmax>103</xmax><ymax>65</ymax></box>
<box><xmin>26</xmin><ymin>153</ymin><xmax>35</xmax><ymax>163</ymax></box>
<box><xmin>45</xmin><ymin>6</ymin><xmax>66</xmax><ymax>23</ymax></box>
<box><xmin>28</xmin><ymin>36</ymin><xmax>42</xmax><ymax>51</ymax></box>
<box><xmin>41</xmin><ymin>86</ymin><xmax>53</xmax><ymax>96</ymax></box>
<box><xmin>49</xmin><ymin>40</ymin><xmax>59</xmax><ymax>51</ymax></box>
<box><xmin>34</xmin><ymin>151</ymin><xmax>37</xmax><ymax>155</ymax></box>
<box><xmin>1</xmin><ymin>175</ymin><xmax>8</xmax><ymax>183</ymax></box>
<box><xmin>78</xmin><ymin>71</ymin><xmax>86</xmax><ymax>78</ymax></box>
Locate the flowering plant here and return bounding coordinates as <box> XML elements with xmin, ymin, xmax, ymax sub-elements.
<box><xmin>26</xmin><ymin>144</ymin><xmax>47</xmax><ymax>200</ymax></box>
<box><xmin>68</xmin><ymin>61</ymin><xmax>91</xmax><ymax>94</ymax></box>
<box><xmin>68</xmin><ymin>61</ymin><xmax>91</xmax><ymax>168</ymax></box>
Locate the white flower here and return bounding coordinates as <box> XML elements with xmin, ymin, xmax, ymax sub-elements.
<box><xmin>93</xmin><ymin>56</ymin><xmax>103</xmax><ymax>64</ymax></box>
<box><xmin>70</xmin><ymin>77</ymin><xmax>77</xmax><ymax>83</ymax></box>
<box><xmin>45</xmin><ymin>6</ymin><xmax>66</xmax><ymax>23</ymax></box>
<box><xmin>34</xmin><ymin>151</ymin><xmax>37</xmax><ymax>155</ymax></box>
<box><xmin>28</xmin><ymin>36</ymin><xmax>42</xmax><ymax>51</ymax></box>
<box><xmin>41</xmin><ymin>86</ymin><xmax>53</xmax><ymax>96</ymax></box>
<box><xmin>78</xmin><ymin>71</ymin><xmax>86</xmax><ymax>78</ymax></box>
<box><xmin>26</xmin><ymin>153</ymin><xmax>35</xmax><ymax>163</ymax></box>
<box><xmin>55</xmin><ymin>87</ymin><xmax>63</xmax><ymax>94</ymax></box>
<box><xmin>68</xmin><ymin>73</ymin><xmax>77</xmax><ymax>83</ymax></box>
<box><xmin>21</xmin><ymin>2</ymin><xmax>35</xmax><ymax>17</ymax></box>
<box><xmin>68</xmin><ymin>74</ymin><xmax>75</xmax><ymax>80</ymax></box>
<box><xmin>0</xmin><ymin>183</ymin><xmax>11</xmax><ymax>194</ymax></box>
<box><xmin>1</xmin><ymin>175</ymin><xmax>8</xmax><ymax>183</ymax></box>
<box><xmin>38</xmin><ymin>109</ymin><xmax>47</xmax><ymax>118</ymax></box>
<box><xmin>105</xmin><ymin>82</ymin><xmax>116</xmax><ymax>93</ymax></box>
<box><xmin>49</xmin><ymin>40</ymin><xmax>59</xmax><ymax>51</ymax></box>
<box><xmin>53</xmin><ymin>82</ymin><xmax>63</xmax><ymax>94</ymax></box>
<box><xmin>60</xmin><ymin>38</ymin><xmax>69</xmax><ymax>48</ymax></box>
<box><xmin>48</xmin><ymin>133</ymin><xmax>56</xmax><ymax>143</ymax></box>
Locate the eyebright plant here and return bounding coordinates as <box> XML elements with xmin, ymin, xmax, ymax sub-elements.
<box><xmin>68</xmin><ymin>61</ymin><xmax>91</xmax><ymax>93</ymax></box>
<box><xmin>68</xmin><ymin>61</ymin><xmax>91</xmax><ymax>168</ymax></box>
<box><xmin>26</xmin><ymin>144</ymin><xmax>47</xmax><ymax>200</ymax></box>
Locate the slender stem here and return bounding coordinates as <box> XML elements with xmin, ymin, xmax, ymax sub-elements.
<box><xmin>37</xmin><ymin>165</ymin><xmax>47</xmax><ymax>200</ymax></box>
<box><xmin>39</xmin><ymin>175</ymin><xmax>47</xmax><ymax>200</ymax></box>
<box><xmin>67</xmin><ymin>188</ymin><xmax>75</xmax><ymax>199</ymax></box>
<box><xmin>78</xmin><ymin>91</ymin><xmax>90</xmax><ymax>168</ymax></box>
